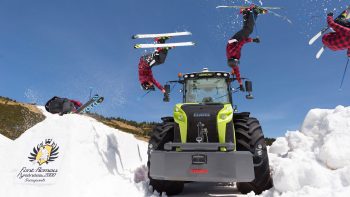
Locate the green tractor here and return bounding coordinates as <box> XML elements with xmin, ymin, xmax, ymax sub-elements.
<box><xmin>148</xmin><ymin>68</ymin><xmax>273</xmax><ymax>195</ymax></box>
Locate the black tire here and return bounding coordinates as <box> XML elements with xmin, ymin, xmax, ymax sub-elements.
<box><xmin>147</xmin><ymin>121</ymin><xmax>184</xmax><ymax>196</ymax></box>
<box><xmin>234</xmin><ymin>115</ymin><xmax>273</xmax><ymax>194</ymax></box>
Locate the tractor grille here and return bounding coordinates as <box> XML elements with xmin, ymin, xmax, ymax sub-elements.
<box><xmin>181</xmin><ymin>104</ymin><xmax>224</xmax><ymax>143</ymax></box>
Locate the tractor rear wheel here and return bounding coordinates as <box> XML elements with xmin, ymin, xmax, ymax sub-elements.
<box><xmin>234</xmin><ymin>115</ymin><xmax>273</xmax><ymax>194</ymax></box>
<box><xmin>147</xmin><ymin>121</ymin><xmax>184</xmax><ymax>195</ymax></box>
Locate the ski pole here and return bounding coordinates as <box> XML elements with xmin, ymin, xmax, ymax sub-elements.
<box><xmin>339</xmin><ymin>58</ymin><xmax>350</xmax><ymax>90</ymax></box>
<box><xmin>137</xmin><ymin>90</ymin><xmax>152</xmax><ymax>101</ymax></box>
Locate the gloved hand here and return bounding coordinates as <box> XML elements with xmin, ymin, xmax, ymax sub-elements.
<box><xmin>328</xmin><ymin>12</ymin><xmax>333</xmax><ymax>17</ymax></box>
<box><xmin>253</xmin><ymin>38</ymin><xmax>260</xmax><ymax>43</ymax></box>
<box><xmin>240</xmin><ymin>84</ymin><xmax>245</xmax><ymax>92</ymax></box>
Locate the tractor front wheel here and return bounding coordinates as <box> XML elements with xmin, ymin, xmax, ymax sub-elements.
<box><xmin>234</xmin><ymin>115</ymin><xmax>273</xmax><ymax>194</ymax></box>
<box><xmin>147</xmin><ymin>121</ymin><xmax>184</xmax><ymax>196</ymax></box>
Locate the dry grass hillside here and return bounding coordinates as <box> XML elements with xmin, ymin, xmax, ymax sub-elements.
<box><xmin>0</xmin><ymin>96</ymin><xmax>46</xmax><ymax>140</ymax></box>
<box><xmin>88</xmin><ymin>113</ymin><xmax>156</xmax><ymax>141</ymax></box>
<box><xmin>0</xmin><ymin>96</ymin><xmax>275</xmax><ymax>144</ymax></box>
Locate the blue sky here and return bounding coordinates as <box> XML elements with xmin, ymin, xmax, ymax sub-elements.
<box><xmin>0</xmin><ymin>0</ymin><xmax>349</xmax><ymax>137</ymax></box>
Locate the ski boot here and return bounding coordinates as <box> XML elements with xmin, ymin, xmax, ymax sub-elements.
<box><xmin>240</xmin><ymin>5</ymin><xmax>268</xmax><ymax>15</ymax></box>
<box><xmin>252</xmin><ymin>5</ymin><xmax>268</xmax><ymax>15</ymax></box>
<box><xmin>155</xmin><ymin>36</ymin><xmax>175</xmax><ymax>51</ymax></box>
<box><xmin>335</xmin><ymin>11</ymin><xmax>350</xmax><ymax>28</ymax></box>
<box><xmin>155</xmin><ymin>36</ymin><xmax>170</xmax><ymax>44</ymax></box>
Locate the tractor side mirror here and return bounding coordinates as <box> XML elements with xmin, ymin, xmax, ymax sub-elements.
<box><xmin>245</xmin><ymin>81</ymin><xmax>254</xmax><ymax>100</ymax></box>
<box><xmin>164</xmin><ymin>84</ymin><xmax>171</xmax><ymax>94</ymax></box>
<box><xmin>245</xmin><ymin>81</ymin><xmax>253</xmax><ymax>92</ymax></box>
<box><xmin>163</xmin><ymin>94</ymin><xmax>170</xmax><ymax>102</ymax></box>
<box><xmin>163</xmin><ymin>84</ymin><xmax>171</xmax><ymax>102</ymax></box>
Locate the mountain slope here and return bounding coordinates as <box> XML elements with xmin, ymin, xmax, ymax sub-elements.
<box><xmin>0</xmin><ymin>96</ymin><xmax>45</xmax><ymax>140</ymax></box>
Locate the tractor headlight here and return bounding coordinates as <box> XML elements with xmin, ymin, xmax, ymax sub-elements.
<box><xmin>220</xmin><ymin>114</ymin><xmax>227</xmax><ymax>120</ymax></box>
<box><xmin>174</xmin><ymin>105</ymin><xmax>186</xmax><ymax>122</ymax></box>
<box><xmin>178</xmin><ymin>115</ymin><xmax>184</xmax><ymax>121</ymax></box>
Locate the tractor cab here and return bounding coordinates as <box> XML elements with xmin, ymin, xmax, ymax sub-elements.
<box><xmin>164</xmin><ymin>68</ymin><xmax>253</xmax><ymax>103</ymax></box>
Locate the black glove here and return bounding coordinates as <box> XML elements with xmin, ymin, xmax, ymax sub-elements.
<box><xmin>253</xmin><ymin>38</ymin><xmax>260</xmax><ymax>43</ymax></box>
<box><xmin>240</xmin><ymin>84</ymin><xmax>245</xmax><ymax>92</ymax></box>
<box><xmin>328</xmin><ymin>12</ymin><xmax>333</xmax><ymax>17</ymax></box>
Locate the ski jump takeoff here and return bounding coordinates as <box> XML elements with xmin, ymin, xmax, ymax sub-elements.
<box><xmin>322</xmin><ymin>12</ymin><xmax>350</xmax><ymax>57</ymax></box>
<box><xmin>226</xmin><ymin>5</ymin><xmax>264</xmax><ymax>91</ymax></box>
<box><xmin>138</xmin><ymin>37</ymin><xmax>171</xmax><ymax>98</ymax></box>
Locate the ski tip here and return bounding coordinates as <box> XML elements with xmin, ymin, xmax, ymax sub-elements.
<box><xmin>131</xmin><ymin>35</ymin><xmax>137</xmax><ymax>39</ymax></box>
<box><xmin>134</xmin><ymin>44</ymin><xmax>140</xmax><ymax>49</ymax></box>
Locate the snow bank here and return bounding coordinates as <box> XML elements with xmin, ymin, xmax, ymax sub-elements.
<box><xmin>3</xmin><ymin>105</ymin><xmax>350</xmax><ymax>197</ymax></box>
<box><xmin>0</xmin><ymin>134</ymin><xmax>12</xmax><ymax>167</ymax></box>
<box><xmin>0</xmin><ymin>133</ymin><xmax>11</xmax><ymax>144</ymax></box>
<box><xmin>0</xmin><ymin>107</ymin><xmax>152</xmax><ymax>197</ymax></box>
<box><xmin>261</xmin><ymin>106</ymin><xmax>350</xmax><ymax>197</ymax></box>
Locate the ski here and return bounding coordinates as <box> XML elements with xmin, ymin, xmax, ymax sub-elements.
<box><xmin>134</xmin><ymin>42</ymin><xmax>195</xmax><ymax>49</ymax></box>
<box><xmin>339</xmin><ymin>58</ymin><xmax>350</xmax><ymax>90</ymax></box>
<box><xmin>217</xmin><ymin>3</ymin><xmax>292</xmax><ymax>24</ymax></box>
<box><xmin>80</xmin><ymin>97</ymin><xmax>104</xmax><ymax>113</ymax></box>
<box><xmin>75</xmin><ymin>94</ymin><xmax>104</xmax><ymax>114</ymax></box>
<box><xmin>309</xmin><ymin>7</ymin><xmax>350</xmax><ymax>45</ymax></box>
<box><xmin>216</xmin><ymin>5</ymin><xmax>282</xmax><ymax>10</ymax></box>
<box><xmin>309</xmin><ymin>27</ymin><xmax>328</xmax><ymax>45</ymax></box>
<box><xmin>316</xmin><ymin>46</ymin><xmax>325</xmax><ymax>59</ymax></box>
<box><xmin>132</xmin><ymin>31</ymin><xmax>192</xmax><ymax>39</ymax></box>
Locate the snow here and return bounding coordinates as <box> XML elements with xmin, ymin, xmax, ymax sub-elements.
<box><xmin>1</xmin><ymin>105</ymin><xmax>350</xmax><ymax>197</ymax></box>
<box><xmin>261</xmin><ymin>105</ymin><xmax>350</xmax><ymax>197</ymax></box>
<box><xmin>0</xmin><ymin>107</ymin><xmax>152</xmax><ymax>197</ymax></box>
<box><xmin>0</xmin><ymin>133</ymin><xmax>12</xmax><ymax>162</ymax></box>
<box><xmin>0</xmin><ymin>133</ymin><xmax>11</xmax><ymax>144</ymax></box>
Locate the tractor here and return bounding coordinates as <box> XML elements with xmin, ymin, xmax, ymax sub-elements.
<box><xmin>147</xmin><ymin>68</ymin><xmax>273</xmax><ymax>195</ymax></box>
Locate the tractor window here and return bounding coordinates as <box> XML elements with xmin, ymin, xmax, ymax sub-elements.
<box><xmin>185</xmin><ymin>78</ymin><xmax>230</xmax><ymax>103</ymax></box>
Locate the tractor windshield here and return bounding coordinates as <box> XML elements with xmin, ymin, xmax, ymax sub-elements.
<box><xmin>185</xmin><ymin>78</ymin><xmax>230</xmax><ymax>103</ymax></box>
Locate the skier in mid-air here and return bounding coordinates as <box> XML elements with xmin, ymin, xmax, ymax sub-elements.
<box><xmin>138</xmin><ymin>37</ymin><xmax>171</xmax><ymax>99</ymax></box>
<box><xmin>322</xmin><ymin>12</ymin><xmax>350</xmax><ymax>57</ymax></box>
<box><xmin>226</xmin><ymin>5</ymin><xmax>264</xmax><ymax>90</ymax></box>
<box><xmin>45</xmin><ymin>96</ymin><xmax>82</xmax><ymax>115</ymax></box>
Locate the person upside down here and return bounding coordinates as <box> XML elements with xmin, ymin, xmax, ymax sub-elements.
<box><xmin>322</xmin><ymin>11</ymin><xmax>350</xmax><ymax>57</ymax></box>
<box><xmin>226</xmin><ymin>5</ymin><xmax>265</xmax><ymax>90</ymax></box>
<box><xmin>138</xmin><ymin>37</ymin><xmax>171</xmax><ymax>99</ymax></box>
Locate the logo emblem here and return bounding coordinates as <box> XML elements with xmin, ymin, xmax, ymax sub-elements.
<box><xmin>28</xmin><ymin>139</ymin><xmax>59</xmax><ymax>165</ymax></box>
<box><xmin>193</xmin><ymin>113</ymin><xmax>211</xmax><ymax>117</ymax></box>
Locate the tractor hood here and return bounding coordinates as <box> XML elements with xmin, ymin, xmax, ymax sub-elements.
<box><xmin>173</xmin><ymin>103</ymin><xmax>234</xmax><ymax>145</ymax></box>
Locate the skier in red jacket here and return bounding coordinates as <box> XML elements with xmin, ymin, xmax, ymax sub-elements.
<box><xmin>45</xmin><ymin>96</ymin><xmax>82</xmax><ymax>115</ymax></box>
<box><xmin>226</xmin><ymin>5</ymin><xmax>264</xmax><ymax>90</ymax></box>
<box><xmin>322</xmin><ymin>12</ymin><xmax>350</xmax><ymax>57</ymax></box>
<box><xmin>138</xmin><ymin>37</ymin><xmax>171</xmax><ymax>98</ymax></box>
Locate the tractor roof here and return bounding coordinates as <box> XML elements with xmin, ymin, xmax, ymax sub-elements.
<box><xmin>183</xmin><ymin>69</ymin><xmax>231</xmax><ymax>80</ymax></box>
